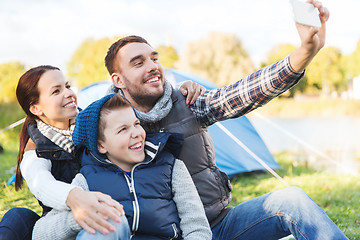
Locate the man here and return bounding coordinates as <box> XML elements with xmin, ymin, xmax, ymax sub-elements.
<box><xmin>105</xmin><ymin>1</ymin><xmax>348</xmax><ymax>239</ymax></box>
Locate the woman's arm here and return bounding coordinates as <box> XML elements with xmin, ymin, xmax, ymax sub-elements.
<box><xmin>33</xmin><ymin>174</ymin><xmax>126</xmax><ymax>239</ymax></box>
<box><xmin>20</xmin><ymin>150</ymin><xmax>75</xmax><ymax>210</ymax></box>
<box><xmin>20</xmin><ymin>150</ymin><xmax>124</xmax><ymax>234</ymax></box>
<box><xmin>32</xmin><ymin>173</ymin><xmax>87</xmax><ymax>240</ymax></box>
<box><xmin>172</xmin><ymin>159</ymin><xmax>212</xmax><ymax>240</ymax></box>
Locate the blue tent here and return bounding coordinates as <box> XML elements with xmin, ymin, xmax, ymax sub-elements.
<box><xmin>77</xmin><ymin>69</ymin><xmax>278</xmax><ymax>178</ymax></box>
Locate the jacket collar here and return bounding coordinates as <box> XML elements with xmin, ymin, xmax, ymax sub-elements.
<box><xmin>84</xmin><ymin>132</ymin><xmax>184</xmax><ymax>168</ymax></box>
<box><xmin>27</xmin><ymin>120</ymin><xmax>75</xmax><ymax>161</ymax></box>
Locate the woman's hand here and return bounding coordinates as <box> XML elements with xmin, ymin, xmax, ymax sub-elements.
<box><xmin>179</xmin><ymin>80</ymin><xmax>206</xmax><ymax>106</ymax></box>
<box><xmin>66</xmin><ymin>188</ymin><xmax>125</xmax><ymax>234</ymax></box>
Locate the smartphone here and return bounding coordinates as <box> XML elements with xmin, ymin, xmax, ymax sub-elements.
<box><xmin>289</xmin><ymin>0</ymin><xmax>321</xmax><ymax>28</ymax></box>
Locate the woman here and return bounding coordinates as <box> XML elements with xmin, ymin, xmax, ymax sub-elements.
<box><xmin>1</xmin><ymin>65</ymin><xmax>125</xmax><ymax>240</ymax></box>
<box><xmin>0</xmin><ymin>65</ymin><xmax>205</xmax><ymax>240</ymax></box>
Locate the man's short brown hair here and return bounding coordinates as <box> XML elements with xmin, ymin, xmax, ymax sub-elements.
<box><xmin>105</xmin><ymin>35</ymin><xmax>149</xmax><ymax>75</ymax></box>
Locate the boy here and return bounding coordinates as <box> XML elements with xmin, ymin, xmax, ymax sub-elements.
<box><xmin>33</xmin><ymin>93</ymin><xmax>211</xmax><ymax>240</ymax></box>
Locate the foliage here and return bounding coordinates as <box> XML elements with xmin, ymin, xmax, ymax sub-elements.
<box><xmin>341</xmin><ymin>40</ymin><xmax>360</xmax><ymax>80</ymax></box>
<box><xmin>67</xmin><ymin>36</ymin><xmax>122</xmax><ymax>89</ymax></box>
<box><xmin>0</xmin><ymin>62</ymin><xmax>26</xmax><ymax>103</ymax></box>
<box><xmin>306</xmin><ymin>46</ymin><xmax>346</xmax><ymax>95</ymax></box>
<box><xmin>176</xmin><ymin>32</ymin><xmax>255</xmax><ymax>87</ymax></box>
<box><xmin>261</xmin><ymin>44</ymin><xmax>297</xmax><ymax>66</ymax></box>
<box><xmin>155</xmin><ymin>45</ymin><xmax>179</xmax><ymax>69</ymax></box>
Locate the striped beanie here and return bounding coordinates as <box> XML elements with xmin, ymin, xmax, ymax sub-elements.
<box><xmin>73</xmin><ymin>93</ymin><xmax>115</xmax><ymax>156</ymax></box>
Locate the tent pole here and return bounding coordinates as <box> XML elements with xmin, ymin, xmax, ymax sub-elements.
<box><xmin>0</xmin><ymin>118</ymin><xmax>25</xmax><ymax>134</ymax></box>
<box><xmin>215</xmin><ymin>122</ymin><xmax>290</xmax><ymax>187</ymax></box>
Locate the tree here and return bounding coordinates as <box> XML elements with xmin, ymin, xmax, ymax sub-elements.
<box><xmin>177</xmin><ymin>32</ymin><xmax>254</xmax><ymax>87</ymax></box>
<box><xmin>67</xmin><ymin>36</ymin><xmax>121</xmax><ymax>89</ymax></box>
<box><xmin>306</xmin><ymin>46</ymin><xmax>345</xmax><ymax>96</ymax></box>
<box><xmin>260</xmin><ymin>44</ymin><xmax>297</xmax><ymax>68</ymax></box>
<box><xmin>0</xmin><ymin>62</ymin><xmax>26</xmax><ymax>103</ymax></box>
<box><xmin>155</xmin><ymin>45</ymin><xmax>179</xmax><ymax>69</ymax></box>
<box><xmin>341</xmin><ymin>40</ymin><xmax>360</xmax><ymax>80</ymax></box>
<box><xmin>261</xmin><ymin>44</ymin><xmax>306</xmax><ymax>97</ymax></box>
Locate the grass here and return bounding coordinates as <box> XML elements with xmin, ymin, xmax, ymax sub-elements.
<box><xmin>0</xmin><ymin>103</ymin><xmax>42</xmax><ymax>216</ymax></box>
<box><xmin>229</xmin><ymin>153</ymin><xmax>360</xmax><ymax>239</ymax></box>
<box><xmin>1</xmin><ymin>102</ymin><xmax>359</xmax><ymax>239</ymax></box>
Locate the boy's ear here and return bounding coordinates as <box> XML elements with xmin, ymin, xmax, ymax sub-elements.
<box><xmin>111</xmin><ymin>73</ymin><xmax>125</xmax><ymax>89</ymax></box>
<box><xmin>29</xmin><ymin>104</ymin><xmax>43</xmax><ymax>117</ymax></box>
<box><xmin>97</xmin><ymin>141</ymin><xmax>108</xmax><ymax>154</ymax></box>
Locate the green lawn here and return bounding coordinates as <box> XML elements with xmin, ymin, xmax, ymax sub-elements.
<box><xmin>229</xmin><ymin>153</ymin><xmax>360</xmax><ymax>239</ymax></box>
<box><xmin>0</xmin><ymin>103</ymin><xmax>359</xmax><ymax>239</ymax></box>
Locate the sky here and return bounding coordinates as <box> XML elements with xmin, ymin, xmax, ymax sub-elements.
<box><xmin>1</xmin><ymin>0</ymin><xmax>359</xmax><ymax>72</ymax></box>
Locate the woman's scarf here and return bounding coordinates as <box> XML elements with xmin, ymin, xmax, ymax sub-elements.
<box><xmin>36</xmin><ymin>119</ymin><xmax>76</xmax><ymax>153</ymax></box>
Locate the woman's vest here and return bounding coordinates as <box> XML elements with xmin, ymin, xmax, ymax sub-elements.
<box><xmin>27</xmin><ymin>121</ymin><xmax>81</xmax><ymax>215</ymax></box>
<box><xmin>81</xmin><ymin>132</ymin><xmax>183</xmax><ymax>239</ymax></box>
<box><xmin>141</xmin><ymin>89</ymin><xmax>232</xmax><ymax>227</ymax></box>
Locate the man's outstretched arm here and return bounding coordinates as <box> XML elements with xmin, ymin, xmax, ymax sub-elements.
<box><xmin>190</xmin><ymin>1</ymin><xmax>329</xmax><ymax>127</ymax></box>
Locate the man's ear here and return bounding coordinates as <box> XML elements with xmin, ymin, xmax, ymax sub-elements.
<box><xmin>111</xmin><ymin>73</ymin><xmax>125</xmax><ymax>89</ymax></box>
<box><xmin>98</xmin><ymin>141</ymin><xmax>108</xmax><ymax>154</ymax></box>
<box><xmin>29</xmin><ymin>104</ymin><xmax>43</xmax><ymax>117</ymax></box>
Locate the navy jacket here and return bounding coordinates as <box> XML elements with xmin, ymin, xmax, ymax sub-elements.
<box><xmin>80</xmin><ymin>132</ymin><xmax>184</xmax><ymax>239</ymax></box>
<box><xmin>27</xmin><ymin>121</ymin><xmax>81</xmax><ymax>215</ymax></box>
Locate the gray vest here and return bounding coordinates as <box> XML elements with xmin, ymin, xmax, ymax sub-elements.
<box><xmin>141</xmin><ymin>89</ymin><xmax>232</xmax><ymax>227</ymax></box>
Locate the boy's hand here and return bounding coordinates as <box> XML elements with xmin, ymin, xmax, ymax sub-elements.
<box><xmin>66</xmin><ymin>188</ymin><xmax>125</xmax><ymax>235</ymax></box>
<box><xmin>179</xmin><ymin>80</ymin><xmax>206</xmax><ymax>106</ymax></box>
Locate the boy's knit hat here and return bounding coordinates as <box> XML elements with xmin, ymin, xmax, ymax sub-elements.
<box><xmin>73</xmin><ymin>93</ymin><xmax>115</xmax><ymax>156</ymax></box>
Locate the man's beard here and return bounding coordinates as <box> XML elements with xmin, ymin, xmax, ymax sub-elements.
<box><xmin>123</xmin><ymin>76</ymin><xmax>164</xmax><ymax>110</ymax></box>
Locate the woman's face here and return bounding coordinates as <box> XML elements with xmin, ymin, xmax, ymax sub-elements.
<box><xmin>30</xmin><ymin>70</ymin><xmax>78</xmax><ymax>130</ymax></box>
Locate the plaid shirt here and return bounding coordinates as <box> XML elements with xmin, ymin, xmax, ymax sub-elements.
<box><xmin>190</xmin><ymin>56</ymin><xmax>304</xmax><ymax>127</ymax></box>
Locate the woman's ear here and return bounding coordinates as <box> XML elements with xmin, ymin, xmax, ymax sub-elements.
<box><xmin>111</xmin><ymin>73</ymin><xmax>125</xmax><ymax>89</ymax></box>
<box><xmin>98</xmin><ymin>141</ymin><xmax>108</xmax><ymax>154</ymax></box>
<box><xmin>29</xmin><ymin>104</ymin><xmax>43</xmax><ymax>117</ymax></box>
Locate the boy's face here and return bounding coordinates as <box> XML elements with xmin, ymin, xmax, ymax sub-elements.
<box><xmin>98</xmin><ymin>107</ymin><xmax>146</xmax><ymax>171</ymax></box>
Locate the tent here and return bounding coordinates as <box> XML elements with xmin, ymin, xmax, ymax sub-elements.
<box><xmin>77</xmin><ymin>69</ymin><xmax>278</xmax><ymax>178</ymax></box>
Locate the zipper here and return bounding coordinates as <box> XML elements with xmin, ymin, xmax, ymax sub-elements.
<box><xmin>125</xmin><ymin>142</ymin><xmax>161</xmax><ymax>233</ymax></box>
<box><xmin>170</xmin><ymin>223</ymin><xmax>178</xmax><ymax>239</ymax></box>
<box><xmin>124</xmin><ymin>174</ymin><xmax>139</xmax><ymax>232</ymax></box>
